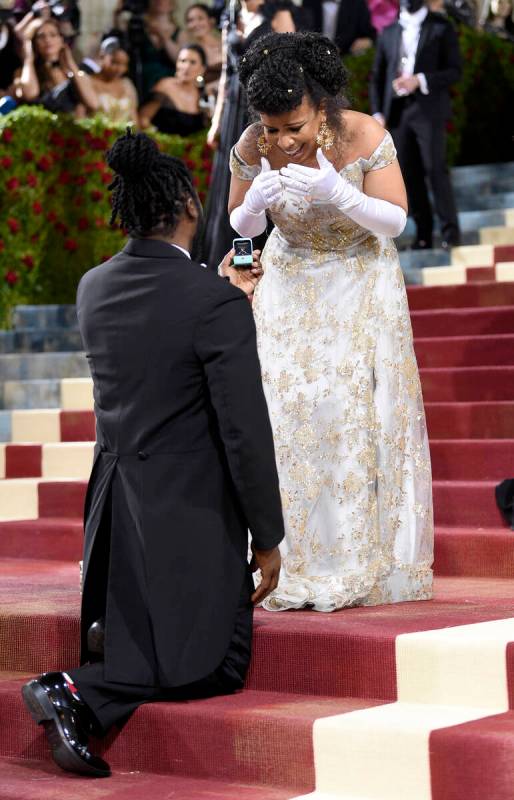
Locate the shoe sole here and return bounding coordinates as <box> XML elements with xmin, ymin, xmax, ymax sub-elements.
<box><xmin>21</xmin><ymin>681</ymin><xmax>111</xmax><ymax>778</ymax></box>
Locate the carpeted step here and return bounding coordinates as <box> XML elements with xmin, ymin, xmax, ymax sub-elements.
<box><xmin>0</xmin><ymin>758</ymin><xmax>297</xmax><ymax>800</ymax></box>
<box><xmin>433</xmin><ymin>480</ymin><xmax>504</xmax><ymax>527</ymax></box>
<box><xmin>0</xmin><ymin>518</ymin><xmax>83</xmax><ymax>560</ymax></box>
<box><xmin>420</xmin><ymin>366</ymin><xmax>514</xmax><ymax>402</ymax></box>
<box><xmin>0</xmin><ymin>352</ymin><xmax>89</xmax><ymax>382</ymax></box>
<box><xmin>11</xmin><ymin>305</ymin><xmax>78</xmax><ymax>331</ymax></box>
<box><xmin>0</xmin><ymin>479</ymin><xmax>87</xmax><ymax>522</ymax></box>
<box><xmin>410</xmin><ymin>305</ymin><xmax>514</xmax><ymax>338</ymax></box>
<box><xmin>429</xmin><ymin>439</ymin><xmax>514</xmax><ymax>480</ymax></box>
<box><xmin>415</xmin><ymin>333</ymin><xmax>514</xmax><ymax>368</ymax></box>
<box><xmin>435</xmin><ymin>526</ymin><xmax>514</xmax><ymax>578</ymax></box>
<box><xmin>0</xmin><ymin>329</ymin><xmax>83</xmax><ymax>355</ymax></box>
<box><xmin>1</xmin><ymin>443</ymin><xmax>94</xmax><ymax>479</ymax></box>
<box><xmin>4</xmin><ymin>559</ymin><xmax>514</xmax><ymax>698</ymax></box>
<box><xmin>425</xmin><ymin>401</ymin><xmax>514</xmax><ymax>439</ymax></box>
<box><xmin>407</xmin><ymin>281</ymin><xmax>514</xmax><ymax>310</ymax></box>
<box><xmin>0</xmin><ymin>672</ymin><xmax>379</xmax><ymax>793</ymax></box>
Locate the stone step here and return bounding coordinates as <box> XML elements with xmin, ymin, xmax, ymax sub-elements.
<box><xmin>0</xmin><ymin>381</ymin><xmax>61</xmax><ymax>411</ymax></box>
<box><xmin>399</xmin><ymin>208</ymin><xmax>513</xmax><ymax>248</ymax></box>
<box><xmin>0</xmin><ymin>329</ymin><xmax>83</xmax><ymax>355</ymax></box>
<box><xmin>0</xmin><ymin>353</ymin><xmax>88</xmax><ymax>382</ymax></box>
<box><xmin>10</xmin><ymin>305</ymin><xmax>77</xmax><ymax>331</ymax></box>
<box><xmin>456</xmin><ymin>190</ymin><xmax>514</xmax><ymax>212</ymax></box>
<box><xmin>451</xmin><ymin>160</ymin><xmax>514</xmax><ymax>186</ymax></box>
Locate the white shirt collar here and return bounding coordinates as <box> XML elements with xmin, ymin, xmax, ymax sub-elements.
<box><xmin>170</xmin><ymin>243</ymin><xmax>191</xmax><ymax>259</ymax></box>
<box><xmin>399</xmin><ymin>6</ymin><xmax>429</xmax><ymax>28</ymax></box>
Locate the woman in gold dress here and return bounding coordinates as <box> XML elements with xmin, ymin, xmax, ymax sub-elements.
<box><xmin>228</xmin><ymin>32</ymin><xmax>433</xmax><ymax>612</ymax></box>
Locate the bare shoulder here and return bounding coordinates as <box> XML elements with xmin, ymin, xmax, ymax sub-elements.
<box><xmin>151</xmin><ymin>77</ymin><xmax>177</xmax><ymax>94</ymax></box>
<box><xmin>342</xmin><ymin>110</ymin><xmax>388</xmax><ymax>161</ymax></box>
<box><xmin>235</xmin><ymin>123</ymin><xmax>262</xmax><ymax>166</ymax></box>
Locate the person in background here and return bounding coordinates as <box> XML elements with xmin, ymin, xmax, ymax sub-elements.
<box><xmin>184</xmin><ymin>3</ymin><xmax>222</xmax><ymax>89</ymax></box>
<box><xmin>302</xmin><ymin>0</ymin><xmax>376</xmax><ymax>55</ymax></box>
<box><xmin>483</xmin><ymin>0</ymin><xmax>514</xmax><ymax>40</ymax></box>
<box><xmin>15</xmin><ymin>16</ymin><xmax>98</xmax><ymax>116</ymax></box>
<box><xmin>203</xmin><ymin>0</ymin><xmax>299</xmax><ymax>267</ymax></box>
<box><xmin>369</xmin><ymin>0</ymin><xmax>461</xmax><ymax>250</ymax></box>
<box><xmin>90</xmin><ymin>37</ymin><xmax>138</xmax><ymax>125</ymax></box>
<box><xmin>114</xmin><ymin>0</ymin><xmax>188</xmax><ymax>102</ymax></box>
<box><xmin>368</xmin><ymin>0</ymin><xmax>400</xmax><ymax>33</ymax></box>
<box><xmin>0</xmin><ymin>9</ymin><xmax>22</xmax><ymax>99</ymax></box>
<box><xmin>139</xmin><ymin>43</ymin><xmax>210</xmax><ymax>136</ymax></box>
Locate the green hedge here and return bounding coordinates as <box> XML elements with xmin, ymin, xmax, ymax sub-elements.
<box><xmin>1</xmin><ymin>25</ymin><xmax>513</xmax><ymax>326</ymax></box>
<box><xmin>0</xmin><ymin>108</ymin><xmax>211</xmax><ymax>327</ymax></box>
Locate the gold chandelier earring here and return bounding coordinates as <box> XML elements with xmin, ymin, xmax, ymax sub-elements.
<box><xmin>257</xmin><ymin>133</ymin><xmax>272</xmax><ymax>156</ymax></box>
<box><xmin>316</xmin><ymin>118</ymin><xmax>335</xmax><ymax>151</ymax></box>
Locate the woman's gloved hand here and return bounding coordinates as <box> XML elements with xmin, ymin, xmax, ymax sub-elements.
<box><xmin>244</xmin><ymin>157</ymin><xmax>283</xmax><ymax>215</ymax></box>
<box><xmin>280</xmin><ymin>149</ymin><xmax>357</xmax><ymax>208</ymax></box>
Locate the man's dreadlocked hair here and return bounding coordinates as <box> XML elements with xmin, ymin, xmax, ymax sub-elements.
<box><xmin>107</xmin><ymin>129</ymin><xmax>196</xmax><ymax>237</ymax></box>
<box><xmin>239</xmin><ymin>32</ymin><xmax>349</xmax><ymax>132</ymax></box>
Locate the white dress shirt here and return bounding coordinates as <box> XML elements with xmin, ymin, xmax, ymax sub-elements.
<box><xmin>398</xmin><ymin>6</ymin><xmax>429</xmax><ymax>94</ymax></box>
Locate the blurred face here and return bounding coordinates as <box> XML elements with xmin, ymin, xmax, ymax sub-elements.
<box><xmin>260</xmin><ymin>96</ymin><xmax>324</xmax><ymax>163</ymax></box>
<box><xmin>34</xmin><ymin>21</ymin><xmax>64</xmax><ymax>62</ymax></box>
<box><xmin>243</xmin><ymin>0</ymin><xmax>265</xmax><ymax>13</ymax></box>
<box><xmin>491</xmin><ymin>0</ymin><xmax>512</xmax><ymax>16</ymax></box>
<box><xmin>175</xmin><ymin>48</ymin><xmax>205</xmax><ymax>83</ymax></box>
<box><xmin>101</xmin><ymin>49</ymin><xmax>130</xmax><ymax>80</ymax></box>
<box><xmin>186</xmin><ymin>7</ymin><xmax>212</xmax><ymax>38</ymax></box>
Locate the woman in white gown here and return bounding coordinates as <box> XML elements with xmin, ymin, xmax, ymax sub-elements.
<box><xmin>228</xmin><ymin>32</ymin><xmax>433</xmax><ymax>612</ymax></box>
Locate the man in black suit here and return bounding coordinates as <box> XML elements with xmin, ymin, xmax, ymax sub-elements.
<box><xmin>21</xmin><ymin>131</ymin><xmax>284</xmax><ymax>778</ymax></box>
<box><xmin>302</xmin><ymin>0</ymin><xmax>376</xmax><ymax>55</ymax></box>
<box><xmin>369</xmin><ymin>0</ymin><xmax>462</xmax><ymax>249</ymax></box>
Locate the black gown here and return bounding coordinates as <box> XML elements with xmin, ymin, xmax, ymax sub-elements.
<box><xmin>201</xmin><ymin>19</ymin><xmax>272</xmax><ymax>268</ymax></box>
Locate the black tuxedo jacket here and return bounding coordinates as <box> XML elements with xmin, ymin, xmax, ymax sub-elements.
<box><xmin>77</xmin><ymin>237</ymin><xmax>284</xmax><ymax>687</ymax></box>
<box><xmin>303</xmin><ymin>0</ymin><xmax>375</xmax><ymax>55</ymax></box>
<box><xmin>369</xmin><ymin>12</ymin><xmax>461</xmax><ymax>123</ymax></box>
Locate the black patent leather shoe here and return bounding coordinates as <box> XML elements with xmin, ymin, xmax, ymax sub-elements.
<box><xmin>21</xmin><ymin>672</ymin><xmax>110</xmax><ymax>777</ymax></box>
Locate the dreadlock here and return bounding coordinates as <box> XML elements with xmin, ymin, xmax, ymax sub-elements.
<box><xmin>106</xmin><ymin>129</ymin><xmax>196</xmax><ymax>237</ymax></box>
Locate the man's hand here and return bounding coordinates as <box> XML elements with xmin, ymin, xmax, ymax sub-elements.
<box><xmin>219</xmin><ymin>248</ymin><xmax>263</xmax><ymax>300</ymax></box>
<box><xmin>250</xmin><ymin>544</ymin><xmax>281</xmax><ymax>605</ymax></box>
<box><xmin>392</xmin><ymin>74</ymin><xmax>420</xmax><ymax>96</ymax></box>
<box><xmin>350</xmin><ymin>37</ymin><xmax>373</xmax><ymax>55</ymax></box>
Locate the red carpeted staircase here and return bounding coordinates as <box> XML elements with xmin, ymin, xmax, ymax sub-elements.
<box><xmin>1</xmin><ymin>281</ymin><xmax>514</xmax><ymax>799</ymax></box>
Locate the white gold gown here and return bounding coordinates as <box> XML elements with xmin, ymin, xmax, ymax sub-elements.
<box><xmin>230</xmin><ymin>132</ymin><xmax>434</xmax><ymax>612</ymax></box>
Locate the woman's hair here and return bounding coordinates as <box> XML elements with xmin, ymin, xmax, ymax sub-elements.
<box><xmin>100</xmin><ymin>35</ymin><xmax>129</xmax><ymax>58</ymax></box>
<box><xmin>185</xmin><ymin>3</ymin><xmax>216</xmax><ymax>22</ymax></box>
<box><xmin>32</xmin><ymin>19</ymin><xmax>64</xmax><ymax>90</ymax></box>
<box><xmin>239</xmin><ymin>32</ymin><xmax>349</xmax><ymax>129</ymax></box>
<box><xmin>106</xmin><ymin>129</ymin><xmax>196</xmax><ymax>236</ymax></box>
<box><xmin>178</xmin><ymin>42</ymin><xmax>207</xmax><ymax>67</ymax></box>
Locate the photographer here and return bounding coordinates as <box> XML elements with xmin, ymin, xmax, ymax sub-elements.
<box><xmin>15</xmin><ymin>16</ymin><xmax>98</xmax><ymax>116</ymax></box>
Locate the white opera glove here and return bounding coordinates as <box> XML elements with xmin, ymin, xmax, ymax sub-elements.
<box><xmin>281</xmin><ymin>148</ymin><xmax>407</xmax><ymax>238</ymax></box>
<box><xmin>230</xmin><ymin>158</ymin><xmax>282</xmax><ymax>238</ymax></box>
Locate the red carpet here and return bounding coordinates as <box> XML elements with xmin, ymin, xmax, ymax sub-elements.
<box><xmin>2</xmin><ymin>280</ymin><xmax>514</xmax><ymax>797</ymax></box>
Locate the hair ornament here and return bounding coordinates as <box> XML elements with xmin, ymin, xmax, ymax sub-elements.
<box><xmin>263</xmin><ymin>49</ymin><xmax>269</xmax><ymax>54</ymax></box>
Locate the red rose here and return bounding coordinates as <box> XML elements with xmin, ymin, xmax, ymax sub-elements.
<box><xmin>49</xmin><ymin>131</ymin><xmax>66</xmax><ymax>147</ymax></box>
<box><xmin>64</xmin><ymin>238</ymin><xmax>78</xmax><ymax>252</ymax></box>
<box><xmin>101</xmin><ymin>172</ymin><xmax>112</xmax><ymax>185</ymax></box>
<box><xmin>26</xmin><ymin>174</ymin><xmax>38</xmax><ymax>188</ymax></box>
<box><xmin>198</xmin><ymin>190</ymin><xmax>206</xmax><ymax>204</ymax></box>
<box><xmin>78</xmin><ymin>216</ymin><xmax>89</xmax><ymax>231</ymax></box>
<box><xmin>6</xmin><ymin>177</ymin><xmax>20</xmax><ymax>191</ymax></box>
<box><xmin>46</xmin><ymin>210</ymin><xmax>57</xmax><ymax>222</ymax></box>
<box><xmin>1</xmin><ymin>128</ymin><xmax>13</xmax><ymax>143</ymax></box>
<box><xmin>55</xmin><ymin>222</ymin><xmax>69</xmax><ymax>235</ymax></box>
<box><xmin>103</xmin><ymin>129</ymin><xmax>113</xmax><ymax>138</ymax></box>
<box><xmin>185</xmin><ymin>159</ymin><xmax>195</xmax><ymax>170</ymax></box>
<box><xmin>31</xmin><ymin>233</ymin><xmax>40</xmax><ymax>243</ymax></box>
<box><xmin>32</xmin><ymin>201</ymin><xmax>43</xmax><ymax>215</ymax></box>
<box><xmin>23</xmin><ymin>149</ymin><xmax>35</xmax><ymax>162</ymax></box>
<box><xmin>66</xmin><ymin>136</ymin><xmax>80</xmax><ymax>148</ymax></box>
<box><xmin>5</xmin><ymin>270</ymin><xmax>18</xmax><ymax>285</ymax></box>
<box><xmin>75</xmin><ymin>175</ymin><xmax>87</xmax><ymax>186</ymax></box>
<box><xmin>58</xmin><ymin>170</ymin><xmax>72</xmax><ymax>185</ymax></box>
<box><xmin>192</xmin><ymin>175</ymin><xmax>199</xmax><ymax>187</ymax></box>
<box><xmin>94</xmin><ymin>218</ymin><xmax>105</xmax><ymax>228</ymax></box>
<box><xmin>202</xmin><ymin>158</ymin><xmax>212</xmax><ymax>171</ymax></box>
<box><xmin>22</xmin><ymin>254</ymin><xmax>35</xmax><ymax>270</ymax></box>
<box><xmin>7</xmin><ymin>217</ymin><xmax>20</xmax><ymax>234</ymax></box>
<box><xmin>0</xmin><ymin>239</ymin><xmax>4</xmax><ymax>252</ymax></box>
<box><xmin>47</xmin><ymin>186</ymin><xmax>56</xmax><ymax>195</ymax></box>
<box><xmin>90</xmin><ymin>189</ymin><xmax>103</xmax><ymax>202</ymax></box>
<box><xmin>1</xmin><ymin>156</ymin><xmax>13</xmax><ymax>168</ymax></box>
<box><xmin>36</xmin><ymin>155</ymin><xmax>52</xmax><ymax>172</ymax></box>
<box><xmin>74</xmin><ymin>196</ymin><xmax>84</xmax><ymax>207</ymax></box>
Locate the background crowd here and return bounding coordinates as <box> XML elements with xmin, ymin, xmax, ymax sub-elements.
<box><xmin>0</xmin><ymin>0</ymin><xmax>513</xmax><ymax>135</ymax></box>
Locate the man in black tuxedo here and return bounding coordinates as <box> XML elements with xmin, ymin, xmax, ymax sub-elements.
<box><xmin>21</xmin><ymin>130</ymin><xmax>284</xmax><ymax>778</ymax></box>
<box><xmin>369</xmin><ymin>0</ymin><xmax>462</xmax><ymax>249</ymax></box>
<box><xmin>302</xmin><ymin>0</ymin><xmax>376</xmax><ymax>55</ymax></box>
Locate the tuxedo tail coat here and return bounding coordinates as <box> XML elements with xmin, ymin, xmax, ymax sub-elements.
<box><xmin>76</xmin><ymin>238</ymin><xmax>284</xmax><ymax>688</ymax></box>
